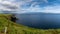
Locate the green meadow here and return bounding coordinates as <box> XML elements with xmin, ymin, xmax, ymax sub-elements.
<box><xmin>0</xmin><ymin>14</ymin><xmax>60</xmax><ymax>34</ymax></box>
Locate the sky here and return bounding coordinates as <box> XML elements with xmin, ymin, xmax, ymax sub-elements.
<box><xmin>0</xmin><ymin>0</ymin><xmax>60</xmax><ymax>13</ymax></box>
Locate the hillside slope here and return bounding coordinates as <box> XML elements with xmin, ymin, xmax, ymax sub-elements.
<box><xmin>0</xmin><ymin>14</ymin><xmax>60</xmax><ymax>34</ymax></box>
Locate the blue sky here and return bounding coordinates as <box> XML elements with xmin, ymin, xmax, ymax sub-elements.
<box><xmin>0</xmin><ymin>0</ymin><xmax>60</xmax><ymax>13</ymax></box>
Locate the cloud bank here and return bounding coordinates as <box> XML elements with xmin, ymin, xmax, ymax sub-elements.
<box><xmin>0</xmin><ymin>0</ymin><xmax>60</xmax><ymax>13</ymax></box>
<box><xmin>0</xmin><ymin>0</ymin><xmax>18</xmax><ymax>12</ymax></box>
<box><xmin>17</xmin><ymin>0</ymin><xmax>60</xmax><ymax>13</ymax></box>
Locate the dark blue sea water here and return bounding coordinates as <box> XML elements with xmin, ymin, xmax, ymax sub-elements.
<box><xmin>15</xmin><ymin>12</ymin><xmax>60</xmax><ymax>29</ymax></box>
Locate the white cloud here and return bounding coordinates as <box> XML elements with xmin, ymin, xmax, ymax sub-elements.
<box><xmin>17</xmin><ymin>0</ymin><xmax>60</xmax><ymax>13</ymax></box>
<box><xmin>16</xmin><ymin>0</ymin><xmax>49</xmax><ymax>13</ymax></box>
<box><xmin>17</xmin><ymin>4</ymin><xmax>60</xmax><ymax>13</ymax></box>
<box><xmin>0</xmin><ymin>0</ymin><xmax>18</xmax><ymax>12</ymax></box>
<box><xmin>43</xmin><ymin>5</ymin><xmax>60</xmax><ymax>13</ymax></box>
<box><xmin>0</xmin><ymin>0</ymin><xmax>60</xmax><ymax>14</ymax></box>
<box><xmin>0</xmin><ymin>0</ymin><xmax>48</xmax><ymax>12</ymax></box>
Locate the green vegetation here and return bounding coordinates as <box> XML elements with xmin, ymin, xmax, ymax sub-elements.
<box><xmin>0</xmin><ymin>14</ymin><xmax>60</xmax><ymax>34</ymax></box>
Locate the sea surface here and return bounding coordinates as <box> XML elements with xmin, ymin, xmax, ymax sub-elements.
<box><xmin>15</xmin><ymin>13</ymin><xmax>60</xmax><ymax>29</ymax></box>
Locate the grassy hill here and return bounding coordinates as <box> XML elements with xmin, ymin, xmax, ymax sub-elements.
<box><xmin>0</xmin><ymin>14</ymin><xmax>60</xmax><ymax>34</ymax></box>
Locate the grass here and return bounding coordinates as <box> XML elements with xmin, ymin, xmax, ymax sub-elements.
<box><xmin>0</xmin><ymin>14</ymin><xmax>60</xmax><ymax>34</ymax></box>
